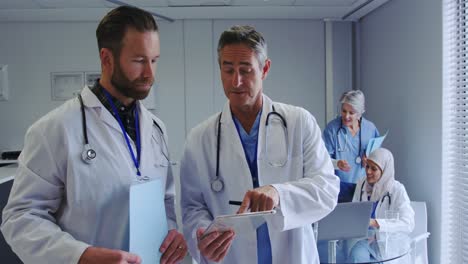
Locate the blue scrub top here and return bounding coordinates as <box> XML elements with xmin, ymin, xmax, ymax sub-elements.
<box><xmin>323</xmin><ymin>116</ymin><xmax>379</xmax><ymax>201</ymax></box>
<box><xmin>232</xmin><ymin>110</ymin><xmax>272</xmax><ymax>264</ymax></box>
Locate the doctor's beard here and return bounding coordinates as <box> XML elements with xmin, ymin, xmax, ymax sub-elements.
<box><xmin>111</xmin><ymin>62</ymin><xmax>153</xmax><ymax>100</ymax></box>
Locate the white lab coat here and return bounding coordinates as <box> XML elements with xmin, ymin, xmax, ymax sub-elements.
<box><xmin>352</xmin><ymin>178</ymin><xmax>414</xmax><ymax>233</ymax></box>
<box><xmin>180</xmin><ymin>95</ymin><xmax>340</xmax><ymax>264</ymax></box>
<box><xmin>1</xmin><ymin>87</ymin><xmax>177</xmax><ymax>264</ymax></box>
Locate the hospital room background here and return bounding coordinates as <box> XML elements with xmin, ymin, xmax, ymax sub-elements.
<box><xmin>0</xmin><ymin>0</ymin><xmax>446</xmax><ymax>263</ymax></box>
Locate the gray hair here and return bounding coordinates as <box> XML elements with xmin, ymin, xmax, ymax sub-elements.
<box><xmin>340</xmin><ymin>90</ymin><xmax>366</xmax><ymax>116</ymax></box>
<box><xmin>217</xmin><ymin>25</ymin><xmax>268</xmax><ymax>68</ymax></box>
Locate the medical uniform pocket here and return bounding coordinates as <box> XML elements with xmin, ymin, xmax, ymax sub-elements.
<box><xmin>264</xmin><ymin>119</ymin><xmax>288</xmax><ymax>167</ymax></box>
<box><xmin>67</xmin><ymin>144</ymin><xmax>134</xmax><ymax>206</ymax></box>
<box><xmin>258</xmin><ymin>156</ymin><xmax>302</xmax><ymax>185</ymax></box>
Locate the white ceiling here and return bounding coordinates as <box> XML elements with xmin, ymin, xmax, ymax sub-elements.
<box><xmin>0</xmin><ymin>0</ymin><xmax>390</xmax><ymax>22</ymax></box>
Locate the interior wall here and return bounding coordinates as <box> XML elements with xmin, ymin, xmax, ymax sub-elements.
<box><xmin>359</xmin><ymin>0</ymin><xmax>442</xmax><ymax>262</ymax></box>
<box><xmin>0</xmin><ymin>19</ymin><xmax>329</xmax><ymax>246</ymax></box>
<box><xmin>212</xmin><ymin>20</ymin><xmax>327</xmax><ymax>128</ymax></box>
<box><xmin>0</xmin><ymin>19</ymin><xmax>327</xmax><ymax>156</ymax></box>
<box><xmin>0</xmin><ymin>22</ymin><xmax>101</xmax><ymax>152</ymax></box>
<box><xmin>0</xmin><ymin>20</ymin><xmax>189</xmax><ymax>156</ymax></box>
<box><xmin>332</xmin><ymin>21</ymin><xmax>353</xmax><ymax>117</ymax></box>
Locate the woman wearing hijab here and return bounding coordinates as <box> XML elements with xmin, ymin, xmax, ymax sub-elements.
<box><xmin>323</xmin><ymin>90</ymin><xmax>380</xmax><ymax>203</ymax></box>
<box><xmin>347</xmin><ymin>148</ymin><xmax>414</xmax><ymax>263</ymax></box>
<box><xmin>352</xmin><ymin>147</ymin><xmax>414</xmax><ymax>232</ymax></box>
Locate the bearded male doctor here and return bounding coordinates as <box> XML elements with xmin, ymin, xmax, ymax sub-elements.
<box><xmin>180</xmin><ymin>25</ymin><xmax>340</xmax><ymax>264</ymax></box>
<box><xmin>1</xmin><ymin>6</ymin><xmax>186</xmax><ymax>264</ymax></box>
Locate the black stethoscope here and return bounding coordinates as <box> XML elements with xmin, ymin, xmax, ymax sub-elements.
<box><xmin>337</xmin><ymin>118</ymin><xmax>362</xmax><ymax>164</ymax></box>
<box><xmin>77</xmin><ymin>94</ymin><xmax>169</xmax><ymax>166</ymax></box>
<box><xmin>78</xmin><ymin>94</ymin><xmax>97</xmax><ymax>164</ymax></box>
<box><xmin>211</xmin><ymin>105</ymin><xmax>287</xmax><ymax>192</ymax></box>
<box><xmin>359</xmin><ymin>180</ymin><xmax>392</xmax><ymax>206</ymax></box>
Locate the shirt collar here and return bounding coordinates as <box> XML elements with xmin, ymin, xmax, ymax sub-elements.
<box><xmin>91</xmin><ymin>80</ymin><xmax>136</xmax><ymax>115</ymax></box>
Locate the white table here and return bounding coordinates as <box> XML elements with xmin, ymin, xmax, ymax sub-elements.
<box><xmin>319</xmin><ymin>230</ymin><xmax>412</xmax><ymax>263</ymax></box>
<box><xmin>0</xmin><ymin>164</ymin><xmax>17</xmax><ymax>184</ymax></box>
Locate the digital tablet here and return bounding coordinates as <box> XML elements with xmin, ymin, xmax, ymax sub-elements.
<box><xmin>201</xmin><ymin>210</ymin><xmax>276</xmax><ymax>240</ymax></box>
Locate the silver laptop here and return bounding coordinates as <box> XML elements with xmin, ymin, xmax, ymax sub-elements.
<box><xmin>317</xmin><ymin>201</ymin><xmax>373</xmax><ymax>241</ymax></box>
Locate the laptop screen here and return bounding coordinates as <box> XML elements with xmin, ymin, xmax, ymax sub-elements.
<box><xmin>317</xmin><ymin>201</ymin><xmax>373</xmax><ymax>241</ymax></box>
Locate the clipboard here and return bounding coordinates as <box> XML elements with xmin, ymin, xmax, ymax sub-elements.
<box><xmin>366</xmin><ymin>131</ymin><xmax>388</xmax><ymax>156</ymax></box>
<box><xmin>129</xmin><ymin>179</ymin><xmax>168</xmax><ymax>263</ymax></box>
<box><xmin>201</xmin><ymin>210</ymin><xmax>276</xmax><ymax>239</ymax></box>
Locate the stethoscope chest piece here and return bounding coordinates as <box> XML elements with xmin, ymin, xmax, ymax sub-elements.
<box><xmin>211</xmin><ymin>105</ymin><xmax>287</xmax><ymax>193</ymax></box>
<box><xmin>211</xmin><ymin>179</ymin><xmax>224</xmax><ymax>192</ymax></box>
<box><xmin>355</xmin><ymin>156</ymin><xmax>361</xmax><ymax>164</ymax></box>
<box><xmin>78</xmin><ymin>94</ymin><xmax>97</xmax><ymax>164</ymax></box>
<box><xmin>82</xmin><ymin>144</ymin><xmax>96</xmax><ymax>164</ymax></box>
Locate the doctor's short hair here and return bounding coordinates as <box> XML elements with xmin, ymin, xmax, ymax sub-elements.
<box><xmin>217</xmin><ymin>25</ymin><xmax>268</xmax><ymax>69</ymax></box>
<box><xmin>340</xmin><ymin>90</ymin><xmax>366</xmax><ymax>116</ymax></box>
<box><xmin>96</xmin><ymin>6</ymin><xmax>158</xmax><ymax>57</ymax></box>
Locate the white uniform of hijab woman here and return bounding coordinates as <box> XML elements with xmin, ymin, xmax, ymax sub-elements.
<box><xmin>347</xmin><ymin>148</ymin><xmax>414</xmax><ymax>263</ymax></box>
<box><xmin>353</xmin><ymin>148</ymin><xmax>414</xmax><ymax>232</ymax></box>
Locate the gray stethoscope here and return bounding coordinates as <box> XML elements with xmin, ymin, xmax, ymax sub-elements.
<box><xmin>359</xmin><ymin>180</ymin><xmax>392</xmax><ymax>206</ymax></box>
<box><xmin>77</xmin><ymin>94</ymin><xmax>170</xmax><ymax>165</ymax></box>
<box><xmin>337</xmin><ymin>118</ymin><xmax>362</xmax><ymax>164</ymax></box>
<box><xmin>211</xmin><ymin>105</ymin><xmax>288</xmax><ymax>192</ymax></box>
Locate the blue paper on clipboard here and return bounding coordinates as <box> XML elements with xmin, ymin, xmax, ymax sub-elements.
<box><xmin>129</xmin><ymin>178</ymin><xmax>168</xmax><ymax>263</ymax></box>
<box><xmin>366</xmin><ymin>131</ymin><xmax>388</xmax><ymax>156</ymax></box>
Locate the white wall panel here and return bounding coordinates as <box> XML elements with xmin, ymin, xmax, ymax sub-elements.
<box><xmin>183</xmin><ymin>20</ymin><xmax>215</xmax><ymax>133</ymax></box>
<box><xmin>0</xmin><ymin>22</ymin><xmax>100</xmax><ymax>152</ymax></box>
<box><xmin>359</xmin><ymin>0</ymin><xmax>442</xmax><ymax>262</ymax></box>
<box><xmin>332</xmin><ymin>21</ymin><xmax>352</xmax><ymax>117</ymax></box>
<box><xmin>154</xmin><ymin>20</ymin><xmax>186</xmax><ymax>161</ymax></box>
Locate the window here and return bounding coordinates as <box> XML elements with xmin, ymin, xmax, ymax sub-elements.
<box><xmin>442</xmin><ymin>0</ymin><xmax>468</xmax><ymax>263</ymax></box>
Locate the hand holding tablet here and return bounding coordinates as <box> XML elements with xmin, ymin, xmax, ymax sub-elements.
<box><xmin>201</xmin><ymin>209</ymin><xmax>277</xmax><ymax>239</ymax></box>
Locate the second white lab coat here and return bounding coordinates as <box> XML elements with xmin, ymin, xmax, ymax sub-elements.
<box><xmin>352</xmin><ymin>178</ymin><xmax>415</xmax><ymax>233</ymax></box>
<box><xmin>1</xmin><ymin>87</ymin><xmax>176</xmax><ymax>264</ymax></box>
<box><xmin>180</xmin><ymin>95</ymin><xmax>340</xmax><ymax>264</ymax></box>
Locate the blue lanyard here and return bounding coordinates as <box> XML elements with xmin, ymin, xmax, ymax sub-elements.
<box><xmin>103</xmin><ymin>90</ymin><xmax>142</xmax><ymax>177</ymax></box>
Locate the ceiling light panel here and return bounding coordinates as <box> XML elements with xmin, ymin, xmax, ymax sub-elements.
<box><xmin>293</xmin><ymin>0</ymin><xmax>360</xmax><ymax>6</ymax></box>
<box><xmin>0</xmin><ymin>0</ymin><xmax>41</xmax><ymax>9</ymax></box>
<box><xmin>167</xmin><ymin>0</ymin><xmax>230</xmax><ymax>6</ymax></box>
<box><xmin>33</xmin><ymin>0</ymin><xmax>108</xmax><ymax>8</ymax></box>
<box><xmin>111</xmin><ymin>0</ymin><xmax>170</xmax><ymax>7</ymax></box>
<box><xmin>231</xmin><ymin>0</ymin><xmax>295</xmax><ymax>6</ymax></box>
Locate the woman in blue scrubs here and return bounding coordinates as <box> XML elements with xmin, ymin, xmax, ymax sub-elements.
<box><xmin>323</xmin><ymin>90</ymin><xmax>379</xmax><ymax>203</ymax></box>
